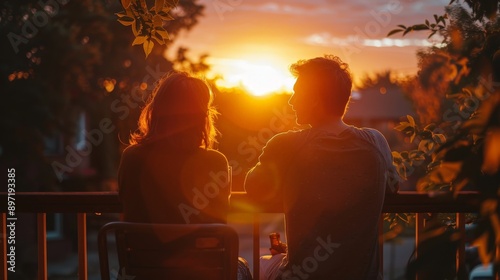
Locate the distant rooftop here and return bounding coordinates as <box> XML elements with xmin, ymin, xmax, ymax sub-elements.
<box><xmin>344</xmin><ymin>86</ymin><xmax>415</xmax><ymax>120</ymax></box>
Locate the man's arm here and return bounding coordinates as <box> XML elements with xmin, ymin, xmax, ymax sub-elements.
<box><xmin>244</xmin><ymin>133</ymin><xmax>292</xmax><ymax>203</ymax></box>
<box><xmin>368</xmin><ymin>129</ymin><xmax>400</xmax><ymax>193</ymax></box>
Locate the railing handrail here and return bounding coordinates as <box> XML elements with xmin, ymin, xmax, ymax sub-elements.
<box><xmin>0</xmin><ymin>191</ymin><xmax>481</xmax><ymax>213</ymax></box>
<box><xmin>0</xmin><ymin>191</ymin><xmax>482</xmax><ymax>280</ymax></box>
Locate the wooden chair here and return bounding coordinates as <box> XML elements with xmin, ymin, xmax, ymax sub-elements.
<box><xmin>98</xmin><ymin>222</ymin><xmax>239</xmax><ymax>280</ymax></box>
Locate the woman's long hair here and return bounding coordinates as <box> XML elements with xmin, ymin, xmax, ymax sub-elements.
<box><xmin>129</xmin><ymin>72</ymin><xmax>218</xmax><ymax>149</ymax></box>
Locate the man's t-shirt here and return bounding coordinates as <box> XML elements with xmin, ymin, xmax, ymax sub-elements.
<box><xmin>246</xmin><ymin>126</ymin><xmax>398</xmax><ymax>280</ymax></box>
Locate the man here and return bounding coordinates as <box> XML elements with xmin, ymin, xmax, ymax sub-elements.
<box><xmin>244</xmin><ymin>55</ymin><xmax>398</xmax><ymax>280</ymax></box>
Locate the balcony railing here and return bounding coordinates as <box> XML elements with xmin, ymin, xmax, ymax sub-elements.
<box><xmin>0</xmin><ymin>191</ymin><xmax>482</xmax><ymax>280</ymax></box>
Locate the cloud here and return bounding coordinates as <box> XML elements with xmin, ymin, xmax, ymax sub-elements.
<box><xmin>238</xmin><ymin>1</ymin><xmax>333</xmax><ymax>15</ymax></box>
<box><xmin>304</xmin><ymin>32</ymin><xmax>446</xmax><ymax>48</ymax></box>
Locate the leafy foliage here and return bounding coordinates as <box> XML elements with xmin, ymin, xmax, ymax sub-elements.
<box><xmin>116</xmin><ymin>0</ymin><xmax>178</xmax><ymax>57</ymax></box>
<box><xmin>389</xmin><ymin>0</ymin><xmax>500</xmax><ymax>276</ymax></box>
<box><xmin>392</xmin><ymin>115</ymin><xmax>446</xmax><ymax>182</ymax></box>
<box><xmin>0</xmin><ymin>0</ymin><xmax>204</xmax><ymax>191</ymax></box>
<box><xmin>390</xmin><ymin>2</ymin><xmax>500</xmax><ymax>190</ymax></box>
<box><xmin>172</xmin><ymin>47</ymin><xmax>211</xmax><ymax>75</ymax></box>
<box><xmin>388</xmin><ymin>14</ymin><xmax>448</xmax><ymax>40</ymax></box>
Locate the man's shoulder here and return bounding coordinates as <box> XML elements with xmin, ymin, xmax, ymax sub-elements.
<box><xmin>257</xmin><ymin>129</ymin><xmax>311</xmax><ymax>159</ymax></box>
<box><xmin>267</xmin><ymin>129</ymin><xmax>310</xmax><ymax>147</ymax></box>
<box><xmin>345</xmin><ymin>126</ymin><xmax>387</xmax><ymax>144</ymax></box>
<box><xmin>271</xmin><ymin>129</ymin><xmax>307</xmax><ymax>140</ymax></box>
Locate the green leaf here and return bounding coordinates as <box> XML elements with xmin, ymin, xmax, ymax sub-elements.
<box><xmin>410</xmin><ymin>150</ymin><xmax>426</xmax><ymax>162</ymax></box>
<box><xmin>394</xmin><ymin>122</ymin><xmax>410</xmax><ymax>131</ymax></box>
<box><xmin>403</xmin><ymin>27</ymin><xmax>413</xmax><ymax>36</ymax></box>
<box><xmin>418</xmin><ymin>139</ymin><xmax>435</xmax><ymax>154</ymax></box>
<box><xmin>433</xmin><ymin>134</ymin><xmax>446</xmax><ymax>144</ymax></box>
<box><xmin>387</xmin><ymin>29</ymin><xmax>403</xmax><ymax>37</ymax></box>
<box><xmin>117</xmin><ymin>16</ymin><xmax>135</xmax><ymax>26</ymax></box>
<box><xmin>125</xmin><ymin>6</ymin><xmax>134</xmax><ymax>16</ymax></box>
<box><xmin>425</xmin><ymin>19</ymin><xmax>429</xmax><ymax>26</ymax></box>
<box><xmin>401</xmin><ymin>151</ymin><xmax>409</xmax><ymax>160</ymax></box>
<box><xmin>155</xmin><ymin>26</ymin><xmax>170</xmax><ymax>40</ymax></box>
<box><xmin>446</xmin><ymin>91</ymin><xmax>466</xmax><ymax>100</ymax></box>
<box><xmin>462</xmin><ymin>88</ymin><xmax>473</xmax><ymax>97</ymax></box>
<box><xmin>413</xmin><ymin>24</ymin><xmax>429</xmax><ymax>31</ymax></box>
<box><xmin>132</xmin><ymin>20</ymin><xmax>141</xmax><ymax>36</ymax></box>
<box><xmin>161</xmin><ymin>5</ymin><xmax>173</xmax><ymax>14</ymax></box>
<box><xmin>397</xmin><ymin>24</ymin><xmax>406</xmax><ymax>29</ymax></box>
<box><xmin>407</xmin><ymin>115</ymin><xmax>416</xmax><ymax>126</ymax></box>
<box><xmin>155</xmin><ymin>0</ymin><xmax>165</xmax><ymax>13</ymax></box>
<box><xmin>423</xmin><ymin>123</ymin><xmax>436</xmax><ymax>131</ymax></box>
<box><xmin>410</xmin><ymin>132</ymin><xmax>416</xmax><ymax>143</ymax></box>
<box><xmin>167</xmin><ymin>0</ymin><xmax>179</xmax><ymax>8</ymax></box>
<box><xmin>121</xmin><ymin>0</ymin><xmax>132</xmax><ymax>9</ymax></box>
<box><xmin>157</xmin><ymin>10</ymin><xmax>174</xmax><ymax>20</ymax></box>
<box><xmin>143</xmin><ymin>39</ymin><xmax>154</xmax><ymax>58</ymax></box>
<box><xmin>427</xmin><ymin>160</ymin><xmax>441</xmax><ymax>171</ymax></box>
<box><xmin>151</xmin><ymin>32</ymin><xmax>165</xmax><ymax>45</ymax></box>
<box><xmin>132</xmin><ymin>36</ymin><xmax>147</xmax><ymax>46</ymax></box>
<box><xmin>153</xmin><ymin>14</ymin><xmax>163</xmax><ymax>27</ymax></box>
<box><xmin>392</xmin><ymin>151</ymin><xmax>403</xmax><ymax>162</ymax></box>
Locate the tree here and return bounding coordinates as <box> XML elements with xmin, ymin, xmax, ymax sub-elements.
<box><xmin>0</xmin><ymin>0</ymin><xmax>205</xmax><ymax>191</ymax></box>
<box><xmin>389</xmin><ymin>0</ymin><xmax>500</xmax><ymax>277</ymax></box>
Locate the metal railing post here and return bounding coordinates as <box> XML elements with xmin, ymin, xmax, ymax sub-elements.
<box><xmin>77</xmin><ymin>213</ymin><xmax>88</xmax><ymax>280</ymax></box>
<box><xmin>456</xmin><ymin>213</ymin><xmax>466</xmax><ymax>276</ymax></box>
<box><xmin>415</xmin><ymin>213</ymin><xmax>425</xmax><ymax>280</ymax></box>
<box><xmin>253</xmin><ymin>213</ymin><xmax>260</xmax><ymax>280</ymax></box>
<box><xmin>37</xmin><ymin>213</ymin><xmax>47</xmax><ymax>280</ymax></box>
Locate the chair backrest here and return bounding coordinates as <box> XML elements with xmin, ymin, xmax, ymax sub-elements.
<box><xmin>98</xmin><ymin>222</ymin><xmax>239</xmax><ymax>280</ymax></box>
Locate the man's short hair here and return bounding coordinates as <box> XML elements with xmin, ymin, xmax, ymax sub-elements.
<box><xmin>290</xmin><ymin>55</ymin><xmax>352</xmax><ymax>116</ymax></box>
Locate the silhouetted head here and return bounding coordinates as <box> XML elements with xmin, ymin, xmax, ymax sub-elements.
<box><xmin>130</xmin><ymin>72</ymin><xmax>218</xmax><ymax>149</ymax></box>
<box><xmin>289</xmin><ymin>55</ymin><xmax>352</xmax><ymax>125</ymax></box>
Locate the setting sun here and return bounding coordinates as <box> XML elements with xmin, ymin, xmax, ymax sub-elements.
<box><xmin>210</xmin><ymin>57</ymin><xmax>295</xmax><ymax>96</ymax></box>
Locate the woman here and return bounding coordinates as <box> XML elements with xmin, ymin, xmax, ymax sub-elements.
<box><xmin>117</xmin><ymin>72</ymin><xmax>253</xmax><ymax>280</ymax></box>
<box><xmin>118</xmin><ymin>71</ymin><xmax>229</xmax><ymax>225</ymax></box>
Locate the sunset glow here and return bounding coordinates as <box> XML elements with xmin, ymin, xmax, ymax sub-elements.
<box><xmin>211</xmin><ymin>57</ymin><xmax>295</xmax><ymax>96</ymax></box>
<box><xmin>172</xmin><ymin>0</ymin><xmax>450</xmax><ymax>93</ymax></box>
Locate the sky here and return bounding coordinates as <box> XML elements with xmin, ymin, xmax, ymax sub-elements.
<box><xmin>168</xmin><ymin>0</ymin><xmax>451</xmax><ymax>95</ymax></box>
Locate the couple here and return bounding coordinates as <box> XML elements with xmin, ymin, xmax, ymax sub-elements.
<box><xmin>118</xmin><ymin>55</ymin><xmax>398</xmax><ymax>280</ymax></box>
